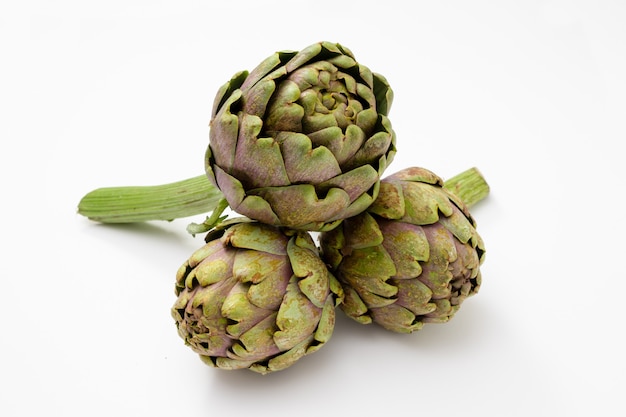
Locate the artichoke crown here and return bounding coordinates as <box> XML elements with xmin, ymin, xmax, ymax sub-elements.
<box><xmin>320</xmin><ymin>167</ymin><xmax>485</xmax><ymax>333</ymax></box>
<box><xmin>172</xmin><ymin>219</ymin><xmax>343</xmax><ymax>374</ymax></box>
<box><xmin>206</xmin><ymin>41</ymin><xmax>396</xmax><ymax>231</ymax></box>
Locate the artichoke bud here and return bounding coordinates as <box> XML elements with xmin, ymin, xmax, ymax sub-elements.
<box><xmin>172</xmin><ymin>219</ymin><xmax>343</xmax><ymax>374</ymax></box>
<box><xmin>206</xmin><ymin>41</ymin><xmax>397</xmax><ymax>231</ymax></box>
<box><xmin>319</xmin><ymin>167</ymin><xmax>485</xmax><ymax>334</ymax></box>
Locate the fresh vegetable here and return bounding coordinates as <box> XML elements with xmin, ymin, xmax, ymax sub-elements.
<box><xmin>206</xmin><ymin>41</ymin><xmax>396</xmax><ymax>231</ymax></box>
<box><xmin>319</xmin><ymin>167</ymin><xmax>487</xmax><ymax>333</ymax></box>
<box><xmin>172</xmin><ymin>219</ymin><xmax>343</xmax><ymax>374</ymax></box>
<box><xmin>76</xmin><ymin>41</ymin><xmax>490</xmax><ymax>374</ymax></box>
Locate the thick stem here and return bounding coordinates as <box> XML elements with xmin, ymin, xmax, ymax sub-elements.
<box><xmin>442</xmin><ymin>167</ymin><xmax>490</xmax><ymax>208</ymax></box>
<box><xmin>77</xmin><ymin>175</ymin><xmax>223</xmax><ymax>223</ymax></box>
<box><xmin>77</xmin><ymin>167</ymin><xmax>489</xmax><ymax>224</ymax></box>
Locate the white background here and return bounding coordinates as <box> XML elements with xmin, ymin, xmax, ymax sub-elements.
<box><xmin>2</xmin><ymin>1</ymin><xmax>625</xmax><ymax>416</ymax></box>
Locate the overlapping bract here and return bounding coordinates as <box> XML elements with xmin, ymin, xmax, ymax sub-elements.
<box><xmin>206</xmin><ymin>41</ymin><xmax>396</xmax><ymax>231</ymax></box>
<box><xmin>172</xmin><ymin>220</ymin><xmax>343</xmax><ymax>374</ymax></box>
<box><xmin>320</xmin><ymin>167</ymin><xmax>486</xmax><ymax>333</ymax></box>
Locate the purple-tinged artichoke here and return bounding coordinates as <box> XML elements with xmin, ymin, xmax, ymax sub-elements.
<box><xmin>172</xmin><ymin>219</ymin><xmax>343</xmax><ymax>374</ymax></box>
<box><xmin>206</xmin><ymin>41</ymin><xmax>396</xmax><ymax>231</ymax></box>
<box><xmin>319</xmin><ymin>167</ymin><xmax>486</xmax><ymax>333</ymax></box>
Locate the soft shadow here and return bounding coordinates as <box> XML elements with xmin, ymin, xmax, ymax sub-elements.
<box><xmin>205</xmin><ymin>341</ymin><xmax>340</xmax><ymax>392</ymax></box>
<box><xmin>203</xmin><ymin>314</ymin><xmax>362</xmax><ymax>391</ymax></box>
<box><xmin>86</xmin><ymin>218</ymin><xmax>202</xmax><ymax>245</ymax></box>
<box><xmin>381</xmin><ymin>298</ymin><xmax>502</xmax><ymax>352</ymax></box>
<box><xmin>89</xmin><ymin>220</ymin><xmax>188</xmax><ymax>242</ymax></box>
<box><xmin>198</xmin><ymin>301</ymin><xmax>499</xmax><ymax>401</ymax></box>
<box><xmin>79</xmin><ymin>218</ymin><xmax>206</xmax><ymax>270</ymax></box>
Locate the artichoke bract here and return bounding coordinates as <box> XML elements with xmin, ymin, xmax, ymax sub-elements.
<box><xmin>172</xmin><ymin>219</ymin><xmax>343</xmax><ymax>374</ymax></box>
<box><xmin>206</xmin><ymin>41</ymin><xmax>396</xmax><ymax>231</ymax></box>
<box><xmin>319</xmin><ymin>167</ymin><xmax>486</xmax><ymax>333</ymax></box>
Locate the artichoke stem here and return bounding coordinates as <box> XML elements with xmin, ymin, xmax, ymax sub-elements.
<box><xmin>77</xmin><ymin>175</ymin><xmax>224</xmax><ymax>223</ymax></box>
<box><xmin>77</xmin><ymin>168</ymin><xmax>489</xmax><ymax>224</ymax></box>
<box><xmin>443</xmin><ymin>167</ymin><xmax>490</xmax><ymax>208</ymax></box>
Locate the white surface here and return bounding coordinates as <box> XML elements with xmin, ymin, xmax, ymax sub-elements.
<box><xmin>2</xmin><ymin>1</ymin><xmax>625</xmax><ymax>416</ymax></box>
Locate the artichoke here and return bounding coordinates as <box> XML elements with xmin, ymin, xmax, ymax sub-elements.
<box><xmin>319</xmin><ymin>167</ymin><xmax>486</xmax><ymax>333</ymax></box>
<box><xmin>172</xmin><ymin>219</ymin><xmax>344</xmax><ymax>374</ymax></box>
<box><xmin>206</xmin><ymin>41</ymin><xmax>396</xmax><ymax>231</ymax></box>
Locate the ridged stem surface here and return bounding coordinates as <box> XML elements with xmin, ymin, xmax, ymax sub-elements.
<box><xmin>442</xmin><ymin>167</ymin><xmax>490</xmax><ymax>208</ymax></box>
<box><xmin>78</xmin><ymin>168</ymin><xmax>489</xmax><ymax>223</ymax></box>
<box><xmin>78</xmin><ymin>175</ymin><xmax>223</xmax><ymax>223</ymax></box>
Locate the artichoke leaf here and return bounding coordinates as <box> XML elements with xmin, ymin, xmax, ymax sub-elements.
<box><xmin>274</xmin><ymin>280</ymin><xmax>321</xmax><ymax>351</ymax></box>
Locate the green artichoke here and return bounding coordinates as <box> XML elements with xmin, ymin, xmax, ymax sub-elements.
<box><xmin>206</xmin><ymin>41</ymin><xmax>396</xmax><ymax>231</ymax></box>
<box><xmin>319</xmin><ymin>167</ymin><xmax>486</xmax><ymax>333</ymax></box>
<box><xmin>172</xmin><ymin>219</ymin><xmax>343</xmax><ymax>374</ymax></box>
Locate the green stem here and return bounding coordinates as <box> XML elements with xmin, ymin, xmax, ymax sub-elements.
<box><xmin>77</xmin><ymin>175</ymin><xmax>224</xmax><ymax>223</ymax></box>
<box><xmin>77</xmin><ymin>167</ymin><xmax>489</xmax><ymax>224</ymax></box>
<box><xmin>443</xmin><ymin>167</ymin><xmax>490</xmax><ymax>208</ymax></box>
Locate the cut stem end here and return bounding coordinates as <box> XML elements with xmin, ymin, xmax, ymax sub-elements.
<box><xmin>443</xmin><ymin>167</ymin><xmax>490</xmax><ymax>208</ymax></box>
